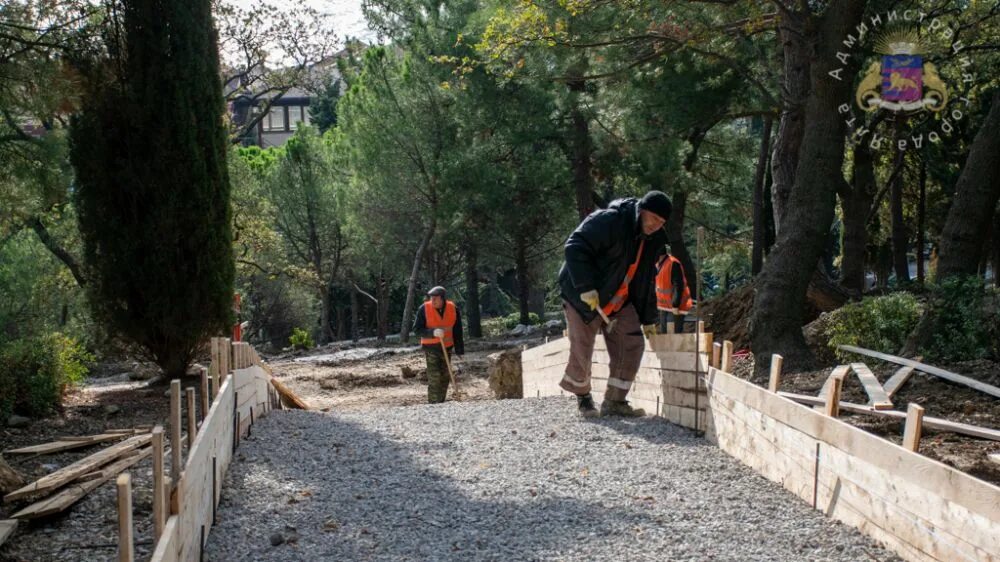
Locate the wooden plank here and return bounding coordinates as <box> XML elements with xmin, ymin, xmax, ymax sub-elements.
<box><xmin>778</xmin><ymin>391</ymin><xmax>1000</xmax><ymax>442</ymax></box>
<box><xmin>0</xmin><ymin>519</ymin><xmax>17</xmax><ymax>548</ymax></box>
<box><xmin>4</xmin><ymin>433</ymin><xmax>152</xmax><ymax>503</ymax></box>
<box><xmin>117</xmin><ymin>472</ymin><xmax>134</xmax><ymax>562</ymax></box>
<box><xmin>815</xmin><ymin>365</ymin><xmax>851</xmax><ymax>411</ymax></box>
<box><xmin>200</xmin><ymin>368</ymin><xmax>210</xmax><ymax>422</ymax></box>
<box><xmin>837</xmin><ymin>345</ymin><xmax>1000</xmax><ymax>399</ymax></box>
<box><xmin>4</xmin><ymin>433</ymin><xmax>128</xmax><ymax>455</ymax></box>
<box><xmin>152</xmin><ymin>427</ymin><xmax>166</xmax><ymax>542</ymax></box>
<box><xmin>11</xmin><ymin>448</ymin><xmax>151</xmax><ymax>519</ymax></box>
<box><xmin>150</xmin><ymin>515</ymin><xmax>179</xmax><ymax>562</ymax></box>
<box><xmin>902</xmin><ymin>403</ymin><xmax>924</xmax><ymax>452</ymax></box>
<box><xmin>270</xmin><ymin>375</ymin><xmax>310</xmax><ymax>410</ymax></box>
<box><xmin>849</xmin><ymin>363</ymin><xmax>894</xmax><ymax>410</ymax></box>
<box><xmin>884</xmin><ymin>365</ymin><xmax>917</xmax><ymax>398</ymax></box>
<box><xmin>186</xmin><ymin>388</ymin><xmax>197</xmax><ymax>450</ymax></box>
<box><xmin>720</xmin><ymin>341</ymin><xmax>733</xmax><ymax>373</ymax></box>
<box><xmin>768</xmin><ymin>354</ymin><xmax>783</xmax><ymax>393</ymax></box>
<box><xmin>170</xmin><ymin>380</ymin><xmax>182</xmax><ymax>487</ymax></box>
<box><xmin>712</xmin><ymin>342</ymin><xmax>722</xmax><ymax>369</ymax></box>
<box><xmin>824</xmin><ymin>370</ymin><xmax>845</xmax><ymax>418</ymax></box>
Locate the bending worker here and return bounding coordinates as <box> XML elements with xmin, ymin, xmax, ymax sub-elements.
<box><xmin>655</xmin><ymin>250</ymin><xmax>694</xmax><ymax>334</ymax></box>
<box><xmin>412</xmin><ymin>286</ymin><xmax>464</xmax><ymax>403</ymax></box>
<box><xmin>557</xmin><ymin>191</ymin><xmax>672</xmax><ymax>417</ymax></box>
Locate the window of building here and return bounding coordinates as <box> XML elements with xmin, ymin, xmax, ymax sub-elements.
<box><xmin>263</xmin><ymin>105</ymin><xmax>286</xmax><ymax>132</ymax></box>
<box><xmin>302</xmin><ymin>105</ymin><xmax>311</xmax><ymax>125</ymax></box>
<box><xmin>291</xmin><ymin>106</ymin><xmax>305</xmax><ymax>127</ymax></box>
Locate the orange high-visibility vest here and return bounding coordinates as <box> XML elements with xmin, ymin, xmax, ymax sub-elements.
<box><xmin>420</xmin><ymin>300</ymin><xmax>457</xmax><ymax>348</ymax></box>
<box><xmin>602</xmin><ymin>240</ymin><xmax>645</xmax><ymax>316</ymax></box>
<box><xmin>656</xmin><ymin>254</ymin><xmax>693</xmax><ymax>312</ymax></box>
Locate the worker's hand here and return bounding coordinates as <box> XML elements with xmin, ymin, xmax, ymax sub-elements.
<box><xmin>667</xmin><ymin>307</ymin><xmax>678</xmax><ymax>315</ymax></box>
<box><xmin>433</xmin><ymin>328</ymin><xmax>445</xmax><ymax>338</ymax></box>
<box><xmin>642</xmin><ymin>324</ymin><xmax>657</xmax><ymax>338</ymax></box>
<box><xmin>580</xmin><ymin>290</ymin><xmax>600</xmax><ymax>311</ymax></box>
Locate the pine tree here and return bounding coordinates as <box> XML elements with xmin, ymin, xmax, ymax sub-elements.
<box><xmin>70</xmin><ymin>0</ymin><xmax>233</xmax><ymax>379</ymax></box>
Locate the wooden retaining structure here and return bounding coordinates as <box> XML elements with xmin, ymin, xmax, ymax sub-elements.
<box><xmin>143</xmin><ymin>338</ymin><xmax>281</xmax><ymax>562</ymax></box>
<box><xmin>522</xmin><ymin>332</ymin><xmax>1000</xmax><ymax>562</ymax></box>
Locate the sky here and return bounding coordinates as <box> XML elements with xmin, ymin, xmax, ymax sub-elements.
<box><xmin>228</xmin><ymin>0</ymin><xmax>377</xmax><ymax>45</ymax></box>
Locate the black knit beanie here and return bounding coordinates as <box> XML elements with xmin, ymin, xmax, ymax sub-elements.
<box><xmin>638</xmin><ymin>191</ymin><xmax>672</xmax><ymax>221</ymax></box>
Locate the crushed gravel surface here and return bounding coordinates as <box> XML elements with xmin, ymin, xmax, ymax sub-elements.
<box><xmin>205</xmin><ymin>398</ymin><xmax>900</xmax><ymax>561</ymax></box>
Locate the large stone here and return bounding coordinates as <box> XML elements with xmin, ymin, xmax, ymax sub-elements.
<box><xmin>543</xmin><ymin>319</ymin><xmax>564</xmax><ymax>335</ymax></box>
<box><xmin>6</xmin><ymin>415</ymin><xmax>29</xmax><ymax>428</ymax></box>
<box><xmin>487</xmin><ymin>347</ymin><xmax>523</xmax><ymax>399</ymax></box>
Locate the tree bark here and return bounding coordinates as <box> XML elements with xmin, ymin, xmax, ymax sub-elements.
<box><xmin>465</xmin><ymin>239</ymin><xmax>482</xmax><ymax>338</ymax></box>
<box><xmin>28</xmin><ymin>216</ymin><xmax>86</xmax><ymax>287</ymax></box>
<box><xmin>992</xmin><ymin>208</ymin><xmax>1000</xmax><ymax>287</ymax></box>
<box><xmin>319</xmin><ymin>288</ymin><xmax>334</xmax><ymax>344</ymax></box>
<box><xmin>377</xmin><ymin>273</ymin><xmax>389</xmax><ymax>342</ymax></box>
<box><xmin>839</xmin><ymin>143</ymin><xmax>875</xmax><ymax>294</ymax></box>
<box><xmin>750</xmin><ymin>0</ymin><xmax>867</xmax><ymax>371</ymax></box>
<box><xmin>770</xmin><ymin>9</ymin><xmax>811</xmax><ymax>235</ymax></box>
<box><xmin>399</xmin><ymin>218</ymin><xmax>436</xmax><ymax>342</ymax></box>
<box><xmin>890</xmin><ymin>125</ymin><xmax>910</xmax><ymax>284</ymax></box>
<box><xmin>666</xmin><ymin>191</ymin><xmax>698</xmax><ymax>299</ymax></box>
<box><xmin>350</xmin><ymin>281</ymin><xmax>360</xmax><ymax>342</ymax></box>
<box><xmin>567</xmin><ymin>57</ymin><xmax>594</xmax><ymax>221</ymax></box>
<box><xmin>515</xmin><ymin>234</ymin><xmax>531</xmax><ymax>325</ymax></box>
<box><xmin>752</xmin><ymin>117</ymin><xmax>774</xmax><ymax>276</ymax></box>
<box><xmin>916</xmin><ymin>159</ymin><xmax>926</xmax><ymax>284</ymax></box>
<box><xmin>936</xmin><ymin>90</ymin><xmax>1000</xmax><ymax>280</ymax></box>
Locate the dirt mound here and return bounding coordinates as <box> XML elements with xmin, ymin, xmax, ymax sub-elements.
<box><xmin>702</xmin><ymin>285</ymin><xmax>753</xmax><ymax>349</ymax></box>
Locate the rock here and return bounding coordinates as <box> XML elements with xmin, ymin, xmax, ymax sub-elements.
<box><xmin>269</xmin><ymin>532</ymin><xmax>285</xmax><ymax>546</ymax></box>
<box><xmin>129</xmin><ymin>361</ymin><xmax>161</xmax><ymax>381</ymax></box>
<box><xmin>509</xmin><ymin>324</ymin><xmax>528</xmax><ymax>337</ymax></box>
<box><xmin>103</xmin><ymin>404</ymin><xmax>121</xmax><ymax>416</ymax></box>
<box><xmin>487</xmin><ymin>347</ymin><xmax>523</xmax><ymax>399</ymax></box>
<box><xmin>186</xmin><ymin>362</ymin><xmax>206</xmax><ymax>376</ymax></box>
<box><xmin>543</xmin><ymin>319</ymin><xmax>564</xmax><ymax>335</ymax></box>
<box><xmin>0</xmin><ymin>455</ymin><xmax>26</xmax><ymax>494</ymax></box>
<box><xmin>400</xmin><ymin>365</ymin><xmax>418</xmax><ymax>379</ymax></box>
<box><xmin>6</xmin><ymin>415</ymin><xmax>30</xmax><ymax>428</ymax></box>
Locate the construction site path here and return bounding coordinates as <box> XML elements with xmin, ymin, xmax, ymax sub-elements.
<box><xmin>204</xmin><ymin>398</ymin><xmax>900</xmax><ymax>561</ymax></box>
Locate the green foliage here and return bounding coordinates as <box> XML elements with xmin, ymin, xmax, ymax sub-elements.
<box><xmin>289</xmin><ymin>327</ymin><xmax>315</xmax><ymax>350</ymax></box>
<box><xmin>309</xmin><ymin>79</ymin><xmax>341</xmax><ymax>133</ymax></box>
<box><xmin>503</xmin><ymin>311</ymin><xmax>540</xmax><ymax>329</ymax></box>
<box><xmin>826</xmin><ymin>293</ymin><xmax>922</xmax><ymax>362</ymax></box>
<box><xmin>0</xmin><ymin>333</ymin><xmax>92</xmax><ymax>419</ymax></box>
<box><xmin>920</xmin><ymin>278</ymin><xmax>999</xmax><ymax>362</ymax></box>
<box><xmin>70</xmin><ymin>0</ymin><xmax>234</xmax><ymax>377</ymax></box>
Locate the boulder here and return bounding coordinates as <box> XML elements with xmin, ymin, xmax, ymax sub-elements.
<box><xmin>543</xmin><ymin>319</ymin><xmax>564</xmax><ymax>335</ymax></box>
<box><xmin>6</xmin><ymin>415</ymin><xmax>29</xmax><ymax>428</ymax></box>
<box><xmin>487</xmin><ymin>347</ymin><xmax>523</xmax><ymax>399</ymax></box>
<box><xmin>128</xmin><ymin>361</ymin><xmax>161</xmax><ymax>381</ymax></box>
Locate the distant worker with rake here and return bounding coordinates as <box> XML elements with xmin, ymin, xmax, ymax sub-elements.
<box><xmin>557</xmin><ymin>191</ymin><xmax>671</xmax><ymax>417</ymax></box>
<box><xmin>412</xmin><ymin>286</ymin><xmax>465</xmax><ymax>403</ymax></box>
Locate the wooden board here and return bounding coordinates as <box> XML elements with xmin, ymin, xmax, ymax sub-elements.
<box><xmin>837</xmin><ymin>345</ymin><xmax>1000</xmax><ymax>399</ymax></box>
<box><xmin>0</xmin><ymin>519</ymin><xmax>16</xmax><ymax>548</ymax></box>
<box><xmin>884</xmin><ymin>365</ymin><xmax>917</xmax><ymax>398</ymax></box>
<box><xmin>4</xmin><ymin>433</ymin><xmax>152</xmax><ymax>503</ymax></box>
<box><xmin>11</xmin><ymin>448</ymin><xmax>151</xmax><ymax>519</ymax></box>
<box><xmin>4</xmin><ymin>433</ymin><xmax>129</xmax><ymax>455</ymax></box>
<box><xmin>849</xmin><ymin>363</ymin><xmax>894</xmax><ymax>410</ymax></box>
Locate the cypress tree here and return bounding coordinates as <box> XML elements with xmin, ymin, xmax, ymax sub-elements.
<box><xmin>70</xmin><ymin>0</ymin><xmax>233</xmax><ymax>379</ymax></box>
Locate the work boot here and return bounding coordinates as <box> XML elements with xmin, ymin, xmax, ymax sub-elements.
<box><xmin>576</xmin><ymin>393</ymin><xmax>599</xmax><ymax>418</ymax></box>
<box><xmin>601</xmin><ymin>399</ymin><xmax>646</xmax><ymax>417</ymax></box>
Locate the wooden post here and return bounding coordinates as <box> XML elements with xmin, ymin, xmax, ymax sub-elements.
<box><xmin>116</xmin><ymin>472</ymin><xmax>134</xmax><ymax>562</ymax></box>
<box><xmin>186</xmin><ymin>388</ymin><xmax>196</xmax><ymax>449</ymax></box>
<box><xmin>721</xmin><ymin>341</ymin><xmax>734</xmax><ymax>373</ymax></box>
<box><xmin>666</xmin><ymin>322</ymin><xmax>675</xmax><ymax>334</ymax></box>
<box><xmin>824</xmin><ymin>373</ymin><xmax>845</xmax><ymax>418</ymax></box>
<box><xmin>169</xmin><ymin>380</ymin><xmax>182</xmax><ymax>484</ymax></box>
<box><xmin>902</xmin><ymin>403</ymin><xmax>925</xmax><ymax>452</ymax></box>
<box><xmin>200</xmin><ymin>368</ymin><xmax>210</xmax><ymax>420</ymax></box>
<box><xmin>151</xmin><ymin>427</ymin><xmax>165</xmax><ymax>543</ymax></box>
<box><xmin>712</xmin><ymin>342</ymin><xmax>722</xmax><ymax>369</ymax></box>
<box><xmin>210</xmin><ymin>338</ymin><xmax>220</xmax><ymax>399</ymax></box>
<box><xmin>221</xmin><ymin>338</ymin><xmax>230</xmax><ymax>382</ymax></box>
<box><xmin>698</xmin><ymin>320</ymin><xmax>705</xmax><ymax>334</ymax></box>
<box><xmin>768</xmin><ymin>354</ymin><xmax>784</xmax><ymax>393</ymax></box>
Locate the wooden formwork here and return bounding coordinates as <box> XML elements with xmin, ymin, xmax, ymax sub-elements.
<box><xmin>522</xmin><ymin>333</ymin><xmax>1000</xmax><ymax>562</ymax></box>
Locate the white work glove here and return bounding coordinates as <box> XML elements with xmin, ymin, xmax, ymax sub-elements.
<box><xmin>667</xmin><ymin>307</ymin><xmax>678</xmax><ymax>315</ymax></box>
<box><xmin>433</xmin><ymin>328</ymin><xmax>445</xmax><ymax>338</ymax></box>
<box><xmin>580</xmin><ymin>290</ymin><xmax>600</xmax><ymax>311</ymax></box>
<box><xmin>641</xmin><ymin>324</ymin><xmax>657</xmax><ymax>338</ymax></box>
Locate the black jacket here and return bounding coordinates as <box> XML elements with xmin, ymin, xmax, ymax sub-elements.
<box><xmin>558</xmin><ymin>198</ymin><xmax>667</xmax><ymax>325</ymax></box>
<box><xmin>412</xmin><ymin>302</ymin><xmax>465</xmax><ymax>356</ymax></box>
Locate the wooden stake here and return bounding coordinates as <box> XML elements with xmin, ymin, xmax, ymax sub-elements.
<box><xmin>698</xmin><ymin>320</ymin><xmax>705</xmax><ymax>334</ymax></box>
<box><xmin>824</xmin><ymin>372</ymin><xmax>845</xmax><ymax>418</ymax></box>
<box><xmin>221</xmin><ymin>338</ymin><xmax>230</xmax><ymax>382</ymax></box>
<box><xmin>721</xmin><ymin>341</ymin><xmax>734</xmax><ymax>373</ymax></box>
<box><xmin>210</xmin><ymin>338</ymin><xmax>220</xmax><ymax>399</ymax></box>
<box><xmin>169</xmin><ymin>381</ymin><xmax>182</xmax><ymax>485</ymax></box>
<box><xmin>186</xmin><ymin>388</ymin><xmax>196</xmax><ymax>449</ymax></box>
<box><xmin>768</xmin><ymin>354</ymin><xmax>784</xmax><ymax>393</ymax></box>
<box><xmin>902</xmin><ymin>403</ymin><xmax>925</xmax><ymax>452</ymax></box>
<box><xmin>712</xmin><ymin>342</ymin><xmax>722</xmax><ymax>369</ymax></box>
<box><xmin>151</xmin><ymin>427</ymin><xmax>165</xmax><ymax>543</ymax></box>
<box><xmin>666</xmin><ymin>322</ymin><xmax>675</xmax><ymax>334</ymax></box>
<box><xmin>116</xmin><ymin>472</ymin><xmax>134</xmax><ymax>562</ymax></box>
<box><xmin>200</xmin><ymin>368</ymin><xmax>210</xmax><ymax>420</ymax></box>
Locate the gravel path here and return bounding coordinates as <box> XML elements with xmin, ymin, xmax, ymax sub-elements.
<box><xmin>205</xmin><ymin>398</ymin><xmax>900</xmax><ymax>561</ymax></box>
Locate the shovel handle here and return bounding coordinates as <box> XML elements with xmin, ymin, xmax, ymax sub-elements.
<box><xmin>596</xmin><ymin>306</ymin><xmax>612</xmax><ymax>325</ymax></box>
<box><xmin>440</xmin><ymin>340</ymin><xmax>456</xmax><ymax>386</ymax></box>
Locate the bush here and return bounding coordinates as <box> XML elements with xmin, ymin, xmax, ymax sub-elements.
<box><xmin>289</xmin><ymin>327</ymin><xmax>315</xmax><ymax>350</ymax></box>
<box><xmin>826</xmin><ymin>293</ymin><xmax>921</xmax><ymax>362</ymax></box>
<box><xmin>502</xmin><ymin>311</ymin><xmax>540</xmax><ymax>330</ymax></box>
<box><xmin>920</xmin><ymin>278</ymin><xmax>999</xmax><ymax>362</ymax></box>
<box><xmin>0</xmin><ymin>333</ymin><xmax>92</xmax><ymax>419</ymax></box>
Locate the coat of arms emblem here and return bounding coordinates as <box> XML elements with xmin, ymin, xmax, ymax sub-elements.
<box><xmin>855</xmin><ymin>28</ymin><xmax>948</xmax><ymax>113</ymax></box>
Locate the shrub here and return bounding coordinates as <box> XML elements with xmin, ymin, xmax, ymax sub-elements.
<box><xmin>502</xmin><ymin>311</ymin><xmax>541</xmax><ymax>330</ymax></box>
<box><xmin>0</xmin><ymin>333</ymin><xmax>92</xmax><ymax>419</ymax></box>
<box><xmin>920</xmin><ymin>278</ymin><xmax>998</xmax><ymax>362</ymax></box>
<box><xmin>826</xmin><ymin>293</ymin><xmax>921</xmax><ymax>362</ymax></box>
<box><xmin>289</xmin><ymin>327</ymin><xmax>315</xmax><ymax>350</ymax></box>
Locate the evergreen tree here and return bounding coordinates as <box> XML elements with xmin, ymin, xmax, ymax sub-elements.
<box><xmin>70</xmin><ymin>0</ymin><xmax>233</xmax><ymax>379</ymax></box>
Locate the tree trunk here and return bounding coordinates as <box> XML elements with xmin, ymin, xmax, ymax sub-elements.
<box><xmin>890</xmin><ymin>125</ymin><xmax>910</xmax><ymax>284</ymax></box>
<box><xmin>750</xmin><ymin>0</ymin><xmax>867</xmax><ymax>372</ymax></box>
<box><xmin>764</xmin><ymin>169</ymin><xmax>776</xmax><ymax>254</ymax></box>
<box><xmin>567</xmin><ymin>57</ymin><xmax>594</xmax><ymax>221</ymax></box>
<box><xmin>465</xmin><ymin>240</ymin><xmax>482</xmax><ymax>338</ymax></box>
<box><xmin>752</xmin><ymin>117</ymin><xmax>774</xmax><ymax>276</ymax></box>
<box><xmin>839</xmin><ymin>144</ymin><xmax>875</xmax><ymax>294</ymax></box>
<box><xmin>319</xmin><ymin>287</ymin><xmax>334</xmax><ymax>344</ymax></box>
<box><xmin>336</xmin><ymin>305</ymin><xmax>345</xmax><ymax>341</ymax></box>
<box><xmin>666</xmin><ymin>191</ymin><xmax>698</xmax><ymax>299</ymax></box>
<box><xmin>770</xmin><ymin>9</ymin><xmax>811</xmax><ymax>235</ymax></box>
<box><xmin>936</xmin><ymin>90</ymin><xmax>1000</xmax><ymax>280</ymax></box>
<box><xmin>377</xmin><ymin>273</ymin><xmax>389</xmax><ymax>342</ymax></box>
<box><xmin>916</xmin><ymin>159</ymin><xmax>926</xmax><ymax>284</ymax></box>
<box><xmin>350</xmin><ymin>282</ymin><xmax>360</xmax><ymax>342</ymax></box>
<box><xmin>992</xmin><ymin>208</ymin><xmax>1000</xmax><ymax>287</ymax></box>
<box><xmin>28</xmin><ymin>217</ymin><xmax>87</xmax><ymax>287</ymax></box>
<box><xmin>399</xmin><ymin>218</ymin><xmax>436</xmax><ymax>342</ymax></box>
<box><xmin>515</xmin><ymin>234</ymin><xmax>531</xmax><ymax>325</ymax></box>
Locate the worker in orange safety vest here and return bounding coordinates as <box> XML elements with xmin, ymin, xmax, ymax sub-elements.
<box><xmin>412</xmin><ymin>286</ymin><xmax>464</xmax><ymax>403</ymax></box>
<box><xmin>655</xmin><ymin>252</ymin><xmax>694</xmax><ymax>334</ymax></box>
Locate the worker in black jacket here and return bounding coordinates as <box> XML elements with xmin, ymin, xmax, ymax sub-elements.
<box><xmin>557</xmin><ymin>191</ymin><xmax>671</xmax><ymax>417</ymax></box>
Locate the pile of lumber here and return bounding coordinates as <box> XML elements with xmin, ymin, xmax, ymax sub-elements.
<box><xmin>2</xmin><ymin>428</ymin><xmax>154</xmax><ymax>523</ymax></box>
